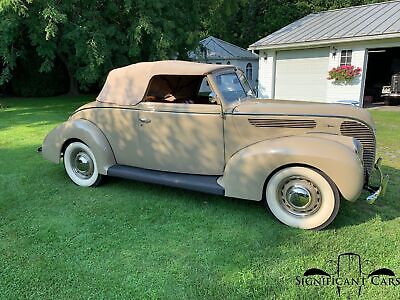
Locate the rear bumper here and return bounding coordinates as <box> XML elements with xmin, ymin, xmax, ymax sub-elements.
<box><xmin>364</xmin><ymin>157</ymin><xmax>389</xmax><ymax>204</ymax></box>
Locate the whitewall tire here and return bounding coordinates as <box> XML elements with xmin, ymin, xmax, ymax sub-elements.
<box><xmin>63</xmin><ymin>141</ymin><xmax>103</xmax><ymax>187</ymax></box>
<box><xmin>264</xmin><ymin>166</ymin><xmax>340</xmax><ymax>230</ymax></box>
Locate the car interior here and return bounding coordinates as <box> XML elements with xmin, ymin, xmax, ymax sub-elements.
<box><xmin>143</xmin><ymin>75</ymin><xmax>216</xmax><ymax>104</ymax></box>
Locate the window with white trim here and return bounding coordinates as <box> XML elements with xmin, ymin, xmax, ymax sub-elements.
<box><xmin>340</xmin><ymin>50</ymin><xmax>352</xmax><ymax>66</ymax></box>
<box><xmin>246</xmin><ymin>63</ymin><xmax>253</xmax><ymax>81</ymax></box>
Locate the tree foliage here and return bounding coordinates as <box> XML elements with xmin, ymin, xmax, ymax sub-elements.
<box><xmin>0</xmin><ymin>0</ymin><xmax>388</xmax><ymax>95</ymax></box>
<box><xmin>0</xmin><ymin>0</ymin><xmax>213</xmax><ymax>94</ymax></box>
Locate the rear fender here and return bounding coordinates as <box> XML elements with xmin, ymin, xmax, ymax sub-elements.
<box><xmin>41</xmin><ymin>119</ymin><xmax>116</xmax><ymax>174</ymax></box>
<box><xmin>223</xmin><ymin>135</ymin><xmax>364</xmax><ymax>202</ymax></box>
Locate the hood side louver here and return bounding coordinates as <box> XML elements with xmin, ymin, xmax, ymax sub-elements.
<box><xmin>248</xmin><ymin>118</ymin><xmax>317</xmax><ymax>128</ymax></box>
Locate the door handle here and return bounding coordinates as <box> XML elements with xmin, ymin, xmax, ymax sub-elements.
<box><xmin>139</xmin><ymin>117</ymin><xmax>151</xmax><ymax>124</ymax></box>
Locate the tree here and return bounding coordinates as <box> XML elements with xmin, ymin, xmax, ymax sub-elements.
<box><xmin>0</xmin><ymin>0</ymin><xmax>388</xmax><ymax>96</ymax></box>
<box><xmin>0</xmin><ymin>0</ymin><xmax>212</xmax><ymax>94</ymax></box>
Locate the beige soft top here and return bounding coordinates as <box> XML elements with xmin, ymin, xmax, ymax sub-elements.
<box><xmin>96</xmin><ymin>60</ymin><xmax>233</xmax><ymax>105</ymax></box>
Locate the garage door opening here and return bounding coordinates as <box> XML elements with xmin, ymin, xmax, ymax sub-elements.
<box><xmin>363</xmin><ymin>47</ymin><xmax>400</xmax><ymax>107</ymax></box>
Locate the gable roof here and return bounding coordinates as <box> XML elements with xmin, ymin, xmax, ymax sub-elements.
<box><xmin>192</xmin><ymin>36</ymin><xmax>258</xmax><ymax>60</ymax></box>
<box><xmin>249</xmin><ymin>0</ymin><xmax>400</xmax><ymax>50</ymax></box>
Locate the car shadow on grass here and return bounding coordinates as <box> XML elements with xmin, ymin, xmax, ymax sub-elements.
<box><xmin>104</xmin><ymin>164</ymin><xmax>400</xmax><ymax>230</ymax></box>
<box><xmin>2</xmin><ymin>142</ymin><xmax>398</xmax><ymax>231</ymax></box>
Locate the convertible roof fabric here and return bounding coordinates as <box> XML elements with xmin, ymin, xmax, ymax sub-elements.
<box><xmin>97</xmin><ymin>60</ymin><xmax>233</xmax><ymax>105</ymax></box>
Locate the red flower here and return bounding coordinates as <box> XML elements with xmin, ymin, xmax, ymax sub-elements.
<box><xmin>328</xmin><ymin>65</ymin><xmax>361</xmax><ymax>82</ymax></box>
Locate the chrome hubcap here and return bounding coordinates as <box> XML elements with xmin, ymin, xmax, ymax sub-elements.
<box><xmin>278</xmin><ymin>177</ymin><xmax>321</xmax><ymax>216</ymax></box>
<box><xmin>286</xmin><ymin>185</ymin><xmax>311</xmax><ymax>208</ymax></box>
<box><xmin>72</xmin><ymin>151</ymin><xmax>94</xmax><ymax>179</ymax></box>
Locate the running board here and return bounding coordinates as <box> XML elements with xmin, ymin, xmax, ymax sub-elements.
<box><xmin>107</xmin><ymin>165</ymin><xmax>225</xmax><ymax>196</ymax></box>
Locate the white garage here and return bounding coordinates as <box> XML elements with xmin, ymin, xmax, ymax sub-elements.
<box><xmin>275</xmin><ymin>48</ymin><xmax>329</xmax><ymax>101</ymax></box>
<box><xmin>249</xmin><ymin>1</ymin><xmax>400</xmax><ymax>107</ymax></box>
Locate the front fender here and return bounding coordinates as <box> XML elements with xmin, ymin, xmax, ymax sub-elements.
<box><xmin>223</xmin><ymin>135</ymin><xmax>364</xmax><ymax>202</ymax></box>
<box><xmin>42</xmin><ymin>119</ymin><xmax>116</xmax><ymax>174</ymax></box>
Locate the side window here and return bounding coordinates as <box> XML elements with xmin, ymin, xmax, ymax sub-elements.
<box><xmin>143</xmin><ymin>76</ymin><xmax>176</xmax><ymax>103</ymax></box>
<box><xmin>340</xmin><ymin>50</ymin><xmax>352</xmax><ymax>66</ymax></box>
<box><xmin>143</xmin><ymin>75</ymin><xmax>216</xmax><ymax>105</ymax></box>
<box><xmin>198</xmin><ymin>77</ymin><xmax>212</xmax><ymax>96</ymax></box>
<box><xmin>198</xmin><ymin>77</ymin><xmax>216</xmax><ymax>104</ymax></box>
<box><xmin>246</xmin><ymin>63</ymin><xmax>253</xmax><ymax>81</ymax></box>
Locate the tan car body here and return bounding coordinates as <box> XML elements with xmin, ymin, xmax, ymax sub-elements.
<box><xmin>41</xmin><ymin>61</ymin><xmax>378</xmax><ymax>204</ymax></box>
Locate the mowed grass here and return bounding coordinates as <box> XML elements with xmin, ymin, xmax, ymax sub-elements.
<box><xmin>0</xmin><ymin>96</ymin><xmax>399</xmax><ymax>299</ymax></box>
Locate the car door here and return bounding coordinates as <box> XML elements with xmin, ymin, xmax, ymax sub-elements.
<box><xmin>135</xmin><ymin>101</ymin><xmax>224</xmax><ymax>175</ymax></box>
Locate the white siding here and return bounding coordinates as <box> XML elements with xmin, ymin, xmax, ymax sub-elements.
<box><xmin>257</xmin><ymin>50</ymin><xmax>276</xmax><ymax>98</ymax></box>
<box><xmin>326</xmin><ymin>47</ymin><xmax>367</xmax><ymax>104</ymax></box>
<box><xmin>275</xmin><ymin>48</ymin><xmax>330</xmax><ymax>102</ymax></box>
<box><xmin>206</xmin><ymin>58</ymin><xmax>259</xmax><ymax>89</ymax></box>
<box><xmin>231</xmin><ymin>59</ymin><xmax>259</xmax><ymax>89</ymax></box>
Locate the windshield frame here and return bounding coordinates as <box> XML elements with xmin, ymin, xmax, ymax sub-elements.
<box><xmin>236</xmin><ymin>69</ymin><xmax>256</xmax><ymax>99</ymax></box>
<box><xmin>209</xmin><ymin>68</ymin><xmax>256</xmax><ymax>109</ymax></box>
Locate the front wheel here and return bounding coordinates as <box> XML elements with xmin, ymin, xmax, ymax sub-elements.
<box><xmin>264</xmin><ymin>166</ymin><xmax>340</xmax><ymax>230</ymax></box>
<box><xmin>63</xmin><ymin>141</ymin><xmax>103</xmax><ymax>187</ymax></box>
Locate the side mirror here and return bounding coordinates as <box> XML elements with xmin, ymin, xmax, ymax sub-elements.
<box><xmin>208</xmin><ymin>92</ymin><xmax>217</xmax><ymax>103</ymax></box>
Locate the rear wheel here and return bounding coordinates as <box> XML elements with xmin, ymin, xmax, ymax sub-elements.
<box><xmin>264</xmin><ymin>166</ymin><xmax>340</xmax><ymax>230</ymax></box>
<box><xmin>63</xmin><ymin>141</ymin><xmax>103</xmax><ymax>187</ymax></box>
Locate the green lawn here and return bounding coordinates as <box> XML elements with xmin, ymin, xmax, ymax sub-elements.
<box><xmin>0</xmin><ymin>96</ymin><xmax>399</xmax><ymax>299</ymax></box>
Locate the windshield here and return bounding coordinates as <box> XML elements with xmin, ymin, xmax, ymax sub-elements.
<box><xmin>215</xmin><ymin>71</ymin><xmax>255</xmax><ymax>104</ymax></box>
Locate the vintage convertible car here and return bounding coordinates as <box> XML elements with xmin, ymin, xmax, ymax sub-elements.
<box><xmin>40</xmin><ymin>60</ymin><xmax>388</xmax><ymax>230</ymax></box>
